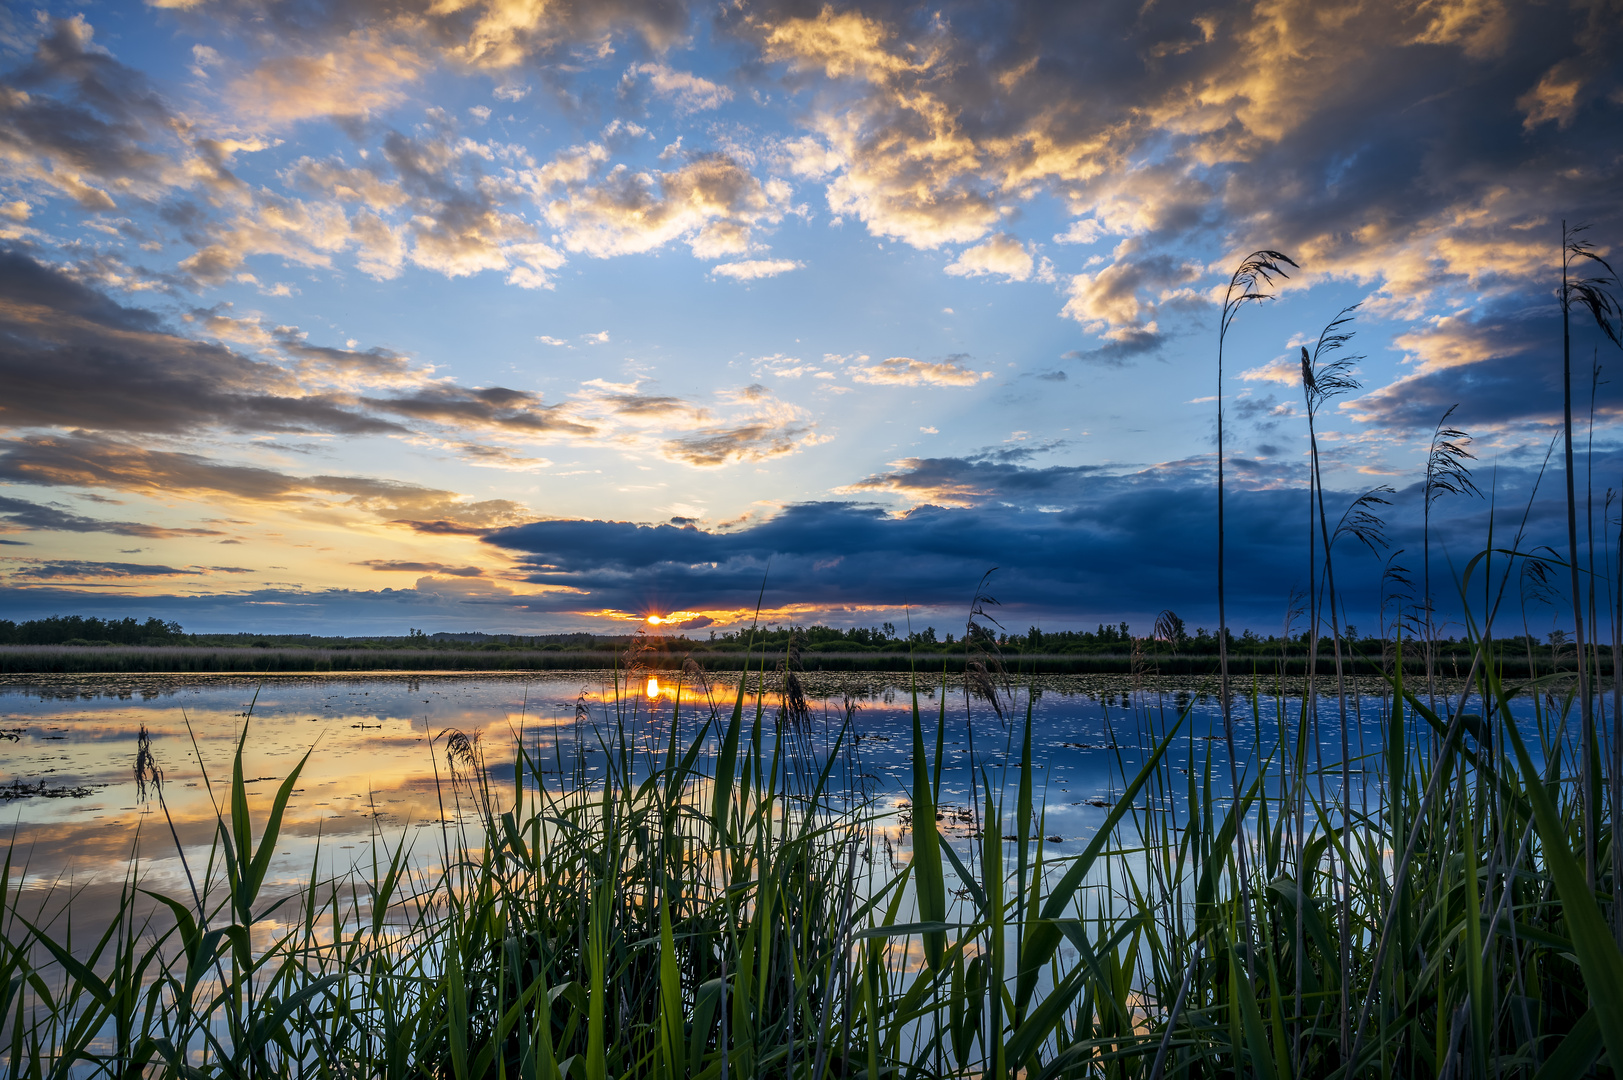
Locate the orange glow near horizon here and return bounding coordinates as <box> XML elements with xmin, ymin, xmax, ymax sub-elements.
<box><xmin>578</xmin><ymin>602</ymin><xmax>907</xmax><ymax>630</ymax></box>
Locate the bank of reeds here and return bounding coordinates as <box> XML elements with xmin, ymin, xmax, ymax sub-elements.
<box><xmin>4</xmin><ymin>611</ymin><xmax>1623</xmax><ymax>1077</ymax></box>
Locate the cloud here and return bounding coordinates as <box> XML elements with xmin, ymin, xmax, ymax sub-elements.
<box><xmin>757</xmin><ymin>7</ymin><xmax>999</xmax><ymax>250</ymax></box>
<box><xmin>1239</xmin><ymin>353</ymin><xmax>1303</xmax><ymax>387</ymax></box>
<box><xmin>356</xmin><ymin>559</ymin><xmax>484</xmax><ymax>576</ymax></box>
<box><xmin>1345</xmin><ymin>299</ymin><xmax>1605</xmax><ymax>432</ymax></box>
<box><xmin>1060</xmin><ymin>245</ymin><xmax>1199</xmax><ymax>341</ymax></box>
<box><xmin>227</xmin><ymin>41</ymin><xmax>425</xmax><ymax>125</ymax></box>
<box><xmin>0</xmin><ymin>449</ymin><xmax>1563</xmax><ymax>634</ymax></box>
<box><xmin>427</xmin><ymin>0</ymin><xmax>689</xmax><ymax>68</ymax></box>
<box><xmin>182</xmin><ymin>127</ymin><xmax>568</xmax><ymax>288</ymax></box>
<box><xmin>730</xmin><ymin>0</ymin><xmax>1623</xmax><ymax>349</ymax></box>
<box><xmin>711</xmin><ymin>258</ymin><xmax>801</xmax><ymax>280</ymax></box>
<box><xmin>562</xmin><ymin>379</ymin><xmax>825</xmax><ymax>466</ymax></box>
<box><xmin>0</xmin><ymin>433</ymin><xmax>533</xmax><ymax>530</ymax></box>
<box><xmin>0</xmin><ymin>17</ymin><xmax>190</xmax><ymax>210</ymax></box>
<box><xmin>540</xmin><ymin>152</ymin><xmax>792</xmax><ymax>260</ymax></box>
<box><xmin>0</xmin><ymin>249</ymin><xmax>403</xmax><ymax>436</ymax></box>
<box><xmin>0</xmin><ymin>495</ymin><xmax>225</xmax><ymax>538</ymax></box>
<box><xmin>0</xmin><ymin>250</ymin><xmax>834</xmax><ymax>488</ymax></box>
<box><xmin>1060</xmin><ymin>328</ymin><xmax>1165</xmax><ymax>368</ymax></box>
<box><xmin>141</xmin><ymin>0</ymin><xmax>689</xmax><ymax>75</ymax></box>
<box><xmin>5</xmin><ymin>560</ymin><xmax>205</xmax><ymax>580</ymax></box>
<box><xmin>0</xmin><ymin>250</ymin><xmax>607</xmax><ymax>447</ymax></box>
<box><xmin>852</xmin><ymin>356</ymin><xmax>992</xmax><ymax>387</ymax></box>
<box><xmin>471</xmin><ymin>493</ymin><xmax>1265</xmax><ymax>625</ymax></box>
<box><xmin>472</xmin><ymin>440</ymin><xmax>1568</xmax><ymax>628</ymax></box>
<box><xmin>626</xmin><ymin>62</ymin><xmax>734</xmax><ymax>112</ymax></box>
<box><xmin>362</xmin><ymin>385</ymin><xmax>597</xmax><ymax>437</ymax></box>
<box><xmin>177</xmin><ymin>193</ymin><xmax>375</xmax><ymax>285</ymax></box>
<box><xmin>663</xmin><ymin>421</ymin><xmax>820</xmax><ymax>467</ymax></box>
<box><xmin>944</xmin><ymin>234</ymin><xmax>1034</xmax><ymax>281</ymax></box>
<box><xmin>287</xmin><ymin>158</ymin><xmax>409</xmax><ymax>212</ymax></box>
<box><xmin>588</xmin><ymin>389</ymin><xmax>700</xmax><ymax>421</ymax></box>
<box><xmin>840</xmin><ymin>454</ymin><xmax>1102</xmax><ymax>507</ymax></box>
<box><xmin>186</xmin><ymin>308</ymin><xmax>429</xmax><ymax>390</ymax></box>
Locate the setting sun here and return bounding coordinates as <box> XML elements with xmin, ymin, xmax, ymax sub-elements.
<box><xmin>646</xmin><ymin>615</ymin><xmax>664</xmax><ymax>626</ymax></box>
<box><xmin>645</xmin><ymin>677</ymin><xmax>660</xmax><ymax>699</ymax></box>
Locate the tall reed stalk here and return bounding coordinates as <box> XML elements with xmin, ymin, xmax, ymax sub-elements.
<box><xmin>1423</xmin><ymin>406</ymin><xmax>1477</xmax><ymax>713</ymax></box>
<box><xmin>1214</xmin><ymin>249</ymin><xmax>1294</xmax><ymax>982</ymax></box>
<box><xmin>1561</xmin><ymin>221</ymin><xmax>1622</xmax><ymax>887</ymax></box>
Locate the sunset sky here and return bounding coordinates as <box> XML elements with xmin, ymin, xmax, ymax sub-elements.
<box><xmin>1</xmin><ymin>0</ymin><xmax>1620</xmax><ymax>636</ymax></box>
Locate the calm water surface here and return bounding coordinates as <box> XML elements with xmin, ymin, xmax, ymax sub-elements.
<box><xmin>0</xmin><ymin>671</ymin><xmax>1517</xmax><ymax>930</ymax></box>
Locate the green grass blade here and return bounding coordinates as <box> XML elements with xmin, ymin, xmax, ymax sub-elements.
<box><xmin>1503</xmin><ymin>713</ymin><xmax>1623</xmax><ymax>1070</ymax></box>
<box><xmin>911</xmin><ymin>676</ymin><xmax>947</xmax><ymax>971</ymax></box>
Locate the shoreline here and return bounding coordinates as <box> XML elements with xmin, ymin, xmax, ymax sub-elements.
<box><xmin>0</xmin><ymin>667</ymin><xmax>1507</xmax><ymax>701</ymax></box>
<box><xmin>0</xmin><ymin>641</ymin><xmax>1554</xmax><ymax>678</ymax></box>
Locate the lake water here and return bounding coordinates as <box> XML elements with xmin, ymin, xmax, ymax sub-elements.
<box><xmin>0</xmin><ymin>670</ymin><xmax>1510</xmax><ymax>936</ymax></box>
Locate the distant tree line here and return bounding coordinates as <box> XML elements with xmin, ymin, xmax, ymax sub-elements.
<box><xmin>0</xmin><ymin>615</ymin><xmax>186</xmax><ymax>647</ymax></box>
<box><xmin>0</xmin><ymin>614</ymin><xmax>1560</xmax><ymax>664</ymax></box>
<box><xmin>696</xmin><ymin>622</ymin><xmax>1491</xmax><ymax>660</ymax></box>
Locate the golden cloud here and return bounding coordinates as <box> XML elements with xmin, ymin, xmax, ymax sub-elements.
<box><xmin>227</xmin><ymin>41</ymin><xmax>425</xmax><ymax>125</ymax></box>
<box><xmin>852</xmin><ymin>357</ymin><xmax>991</xmax><ymax>387</ymax></box>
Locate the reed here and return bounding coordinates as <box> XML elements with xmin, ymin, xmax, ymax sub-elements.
<box><xmin>5</xmin><ymin>573</ymin><xmax>1623</xmax><ymax>1078</ymax></box>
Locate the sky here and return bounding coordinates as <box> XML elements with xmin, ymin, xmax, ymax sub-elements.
<box><xmin>0</xmin><ymin>0</ymin><xmax>1620</xmax><ymax>638</ymax></box>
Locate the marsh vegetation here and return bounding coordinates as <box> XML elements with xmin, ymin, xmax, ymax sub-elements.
<box><xmin>5</xmin><ymin>231</ymin><xmax>1623</xmax><ymax>1078</ymax></box>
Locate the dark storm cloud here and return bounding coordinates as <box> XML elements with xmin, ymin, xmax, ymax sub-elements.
<box><xmin>476</xmin><ymin>446</ymin><xmax>1609</xmax><ymax>630</ymax></box>
<box><xmin>479</xmin><ymin>456</ymin><xmax>1238</xmax><ymax>620</ymax></box>
<box><xmin>841</xmin><ymin>455</ymin><xmax>1104</xmax><ymax>506</ymax></box>
<box><xmin>478</xmin><ymin>496</ymin><xmax>1255</xmax><ymax>625</ymax></box>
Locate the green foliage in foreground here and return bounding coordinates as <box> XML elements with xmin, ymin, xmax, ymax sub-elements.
<box><xmin>4</xmin><ymin>628</ymin><xmax>1623</xmax><ymax>1078</ymax></box>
